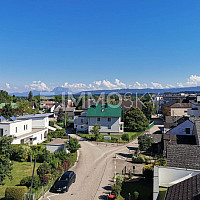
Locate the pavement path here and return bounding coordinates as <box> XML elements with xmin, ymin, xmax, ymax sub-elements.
<box><xmin>43</xmin><ymin>135</ymin><xmax>139</xmax><ymax>200</ymax></box>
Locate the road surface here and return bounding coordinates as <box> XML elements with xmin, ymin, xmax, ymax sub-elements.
<box><xmin>43</xmin><ymin>135</ymin><xmax>138</xmax><ymax>200</ymax></box>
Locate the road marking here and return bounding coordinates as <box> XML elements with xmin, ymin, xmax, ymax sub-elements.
<box><xmin>47</xmin><ymin>194</ymin><xmax>59</xmax><ymax>200</ymax></box>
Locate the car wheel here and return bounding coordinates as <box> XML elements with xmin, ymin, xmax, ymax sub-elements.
<box><xmin>73</xmin><ymin>178</ymin><xmax>76</xmax><ymax>183</ymax></box>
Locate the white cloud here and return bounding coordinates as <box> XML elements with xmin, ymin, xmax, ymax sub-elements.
<box><xmin>115</xmin><ymin>79</ymin><xmax>127</xmax><ymax>88</ymax></box>
<box><xmin>177</xmin><ymin>75</ymin><xmax>200</xmax><ymax>88</ymax></box>
<box><xmin>133</xmin><ymin>82</ymin><xmax>148</xmax><ymax>89</ymax></box>
<box><xmin>25</xmin><ymin>81</ymin><xmax>50</xmax><ymax>91</ymax></box>
<box><xmin>6</xmin><ymin>83</ymin><xmax>11</xmax><ymax>89</ymax></box>
<box><xmin>151</xmin><ymin>82</ymin><xmax>164</xmax><ymax>89</ymax></box>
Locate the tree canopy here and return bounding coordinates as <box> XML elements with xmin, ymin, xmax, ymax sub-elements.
<box><xmin>1</xmin><ymin>104</ymin><xmax>14</xmax><ymax>119</ymax></box>
<box><xmin>124</xmin><ymin>107</ymin><xmax>149</xmax><ymax>132</ymax></box>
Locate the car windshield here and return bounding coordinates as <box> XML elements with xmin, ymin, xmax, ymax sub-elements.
<box><xmin>60</xmin><ymin>174</ymin><xmax>70</xmax><ymax>181</ymax></box>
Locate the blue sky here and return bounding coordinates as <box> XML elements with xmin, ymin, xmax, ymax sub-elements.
<box><xmin>1</xmin><ymin>0</ymin><xmax>200</xmax><ymax>92</ymax></box>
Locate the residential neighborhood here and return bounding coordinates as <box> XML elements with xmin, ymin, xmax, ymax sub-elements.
<box><xmin>1</xmin><ymin>1</ymin><xmax>200</xmax><ymax>200</ymax></box>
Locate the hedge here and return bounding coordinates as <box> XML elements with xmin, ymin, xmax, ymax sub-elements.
<box><xmin>5</xmin><ymin>186</ymin><xmax>28</xmax><ymax>200</ymax></box>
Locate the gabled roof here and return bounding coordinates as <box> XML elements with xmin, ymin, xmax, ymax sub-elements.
<box><xmin>163</xmin><ymin>100</ymin><xmax>192</xmax><ymax>108</ymax></box>
<box><xmin>86</xmin><ymin>104</ymin><xmax>121</xmax><ymax>118</ymax></box>
<box><xmin>167</xmin><ymin>144</ymin><xmax>200</xmax><ymax>170</ymax></box>
<box><xmin>17</xmin><ymin>113</ymin><xmax>53</xmax><ymax>120</ymax></box>
<box><xmin>165</xmin><ymin>173</ymin><xmax>200</xmax><ymax>200</ymax></box>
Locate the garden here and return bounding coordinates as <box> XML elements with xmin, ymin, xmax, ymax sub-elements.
<box><xmin>0</xmin><ymin>132</ymin><xmax>80</xmax><ymax>200</ymax></box>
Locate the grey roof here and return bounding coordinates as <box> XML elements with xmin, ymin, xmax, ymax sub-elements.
<box><xmin>165</xmin><ymin>173</ymin><xmax>200</xmax><ymax>200</ymax></box>
<box><xmin>47</xmin><ymin>138</ymin><xmax>68</xmax><ymax>146</ymax></box>
<box><xmin>167</xmin><ymin>144</ymin><xmax>200</xmax><ymax>170</ymax></box>
<box><xmin>163</xmin><ymin>100</ymin><xmax>192</xmax><ymax>108</ymax></box>
<box><xmin>150</xmin><ymin>134</ymin><xmax>162</xmax><ymax>143</ymax></box>
<box><xmin>17</xmin><ymin>113</ymin><xmax>53</xmax><ymax>120</ymax></box>
<box><xmin>120</xmin><ymin>100</ymin><xmax>143</xmax><ymax>111</ymax></box>
<box><xmin>54</xmin><ymin>107</ymin><xmax>76</xmax><ymax>112</ymax></box>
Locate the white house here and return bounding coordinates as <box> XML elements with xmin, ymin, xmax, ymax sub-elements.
<box><xmin>0</xmin><ymin>113</ymin><xmax>55</xmax><ymax>145</ymax></box>
<box><xmin>74</xmin><ymin>104</ymin><xmax>124</xmax><ymax>135</ymax></box>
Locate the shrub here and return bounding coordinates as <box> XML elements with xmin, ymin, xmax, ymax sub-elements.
<box><xmin>138</xmin><ymin>135</ymin><xmax>153</xmax><ymax>151</ymax></box>
<box><xmin>48</xmin><ymin>129</ymin><xmax>66</xmax><ymax>138</ymax></box>
<box><xmin>36</xmin><ymin>149</ymin><xmax>52</xmax><ymax>163</ymax></box>
<box><xmin>111</xmin><ymin>184</ymin><xmax>121</xmax><ymax>197</ymax></box>
<box><xmin>20</xmin><ymin>175</ymin><xmax>41</xmax><ymax>189</ymax></box>
<box><xmin>116</xmin><ymin>175</ymin><xmax>124</xmax><ymax>187</ymax></box>
<box><xmin>66</xmin><ymin>138</ymin><xmax>81</xmax><ymax>153</ymax></box>
<box><xmin>54</xmin><ymin>150</ymin><xmax>69</xmax><ymax>163</ymax></box>
<box><xmin>155</xmin><ymin>158</ymin><xmax>167</xmax><ymax>166</ymax></box>
<box><xmin>37</xmin><ymin>162</ymin><xmax>51</xmax><ymax>179</ymax></box>
<box><xmin>5</xmin><ymin>186</ymin><xmax>28</xmax><ymax>200</ymax></box>
<box><xmin>132</xmin><ymin>154</ymin><xmax>151</xmax><ymax>164</ymax></box>
<box><xmin>49</xmin><ymin>157</ymin><xmax>62</xmax><ymax>171</ymax></box>
<box><xmin>49</xmin><ymin>121</ymin><xmax>54</xmax><ymax>127</ymax></box>
<box><xmin>10</xmin><ymin>145</ymin><xmax>32</xmax><ymax>162</ymax></box>
<box><xmin>133</xmin><ymin>191</ymin><xmax>139</xmax><ymax>200</ymax></box>
<box><xmin>121</xmin><ymin>134</ymin><xmax>130</xmax><ymax>141</ymax></box>
<box><xmin>143</xmin><ymin>164</ymin><xmax>154</xmax><ymax>180</ymax></box>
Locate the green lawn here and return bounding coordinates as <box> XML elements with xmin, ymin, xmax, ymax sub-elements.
<box><xmin>121</xmin><ymin>180</ymin><xmax>153</xmax><ymax>200</ymax></box>
<box><xmin>159</xmin><ymin>187</ymin><xmax>167</xmax><ymax>200</ymax></box>
<box><xmin>0</xmin><ymin>161</ymin><xmax>41</xmax><ymax>199</ymax></box>
<box><xmin>77</xmin><ymin>132</ymin><xmax>141</xmax><ymax>142</ymax></box>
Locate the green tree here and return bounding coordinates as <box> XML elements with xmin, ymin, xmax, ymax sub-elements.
<box><xmin>142</xmin><ymin>102</ymin><xmax>154</xmax><ymax>120</ymax></box>
<box><xmin>0</xmin><ymin>90</ymin><xmax>11</xmax><ymax>103</ymax></box>
<box><xmin>90</xmin><ymin>123</ymin><xmax>100</xmax><ymax>141</ymax></box>
<box><xmin>28</xmin><ymin>91</ymin><xmax>33</xmax><ymax>102</ymax></box>
<box><xmin>66</xmin><ymin>138</ymin><xmax>80</xmax><ymax>153</ymax></box>
<box><xmin>0</xmin><ymin>136</ymin><xmax>13</xmax><ymax>185</ymax></box>
<box><xmin>1</xmin><ymin>104</ymin><xmax>14</xmax><ymax>119</ymax></box>
<box><xmin>57</xmin><ymin>108</ymin><xmax>65</xmax><ymax>123</ymax></box>
<box><xmin>138</xmin><ymin>135</ymin><xmax>153</xmax><ymax>151</ymax></box>
<box><xmin>54</xmin><ymin>95</ymin><xmax>62</xmax><ymax>103</ymax></box>
<box><xmin>16</xmin><ymin>101</ymin><xmax>34</xmax><ymax>115</ymax></box>
<box><xmin>124</xmin><ymin>107</ymin><xmax>149</xmax><ymax>132</ymax></box>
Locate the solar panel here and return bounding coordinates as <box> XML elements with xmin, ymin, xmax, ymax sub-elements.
<box><xmin>10</xmin><ymin>116</ymin><xmax>17</xmax><ymax>121</ymax></box>
<box><xmin>0</xmin><ymin>116</ymin><xmax>5</xmax><ymax>121</ymax></box>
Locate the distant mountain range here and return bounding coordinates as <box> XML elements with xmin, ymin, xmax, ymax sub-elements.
<box><xmin>9</xmin><ymin>86</ymin><xmax>200</xmax><ymax>97</ymax></box>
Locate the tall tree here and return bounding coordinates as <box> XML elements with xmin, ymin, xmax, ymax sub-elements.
<box><xmin>28</xmin><ymin>91</ymin><xmax>33</xmax><ymax>102</ymax></box>
<box><xmin>0</xmin><ymin>90</ymin><xmax>10</xmax><ymax>103</ymax></box>
<box><xmin>57</xmin><ymin>108</ymin><xmax>65</xmax><ymax>123</ymax></box>
<box><xmin>124</xmin><ymin>107</ymin><xmax>149</xmax><ymax>132</ymax></box>
<box><xmin>90</xmin><ymin>123</ymin><xmax>100</xmax><ymax>140</ymax></box>
<box><xmin>0</xmin><ymin>136</ymin><xmax>13</xmax><ymax>185</ymax></box>
<box><xmin>16</xmin><ymin>101</ymin><xmax>34</xmax><ymax>115</ymax></box>
<box><xmin>1</xmin><ymin>104</ymin><xmax>14</xmax><ymax>119</ymax></box>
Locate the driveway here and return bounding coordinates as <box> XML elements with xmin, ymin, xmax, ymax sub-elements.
<box><xmin>43</xmin><ymin>135</ymin><xmax>139</xmax><ymax>200</ymax></box>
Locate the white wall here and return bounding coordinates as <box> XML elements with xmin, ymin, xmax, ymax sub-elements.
<box><xmin>88</xmin><ymin>117</ymin><xmax>123</xmax><ymax>134</ymax></box>
<box><xmin>32</xmin><ymin>117</ymin><xmax>49</xmax><ymax>128</ymax></box>
<box><xmin>0</xmin><ymin>119</ymin><xmax>32</xmax><ymax>137</ymax></box>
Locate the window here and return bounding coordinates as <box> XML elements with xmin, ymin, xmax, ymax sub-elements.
<box><xmin>97</xmin><ymin>117</ymin><xmax>100</xmax><ymax>122</ymax></box>
<box><xmin>26</xmin><ymin>125</ymin><xmax>28</xmax><ymax>130</ymax></box>
<box><xmin>186</xmin><ymin>128</ymin><xmax>190</xmax><ymax>134</ymax></box>
<box><xmin>120</xmin><ymin>124</ymin><xmax>123</xmax><ymax>130</ymax></box>
<box><xmin>16</xmin><ymin>127</ymin><xmax>17</xmax><ymax>133</ymax></box>
<box><xmin>108</xmin><ymin>125</ymin><xmax>111</xmax><ymax>129</ymax></box>
<box><xmin>24</xmin><ymin>125</ymin><xmax>26</xmax><ymax>130</ymax></box>
<box><xmin>41</xmin><ymin>134</ymin><xmax>43</xmax><ymax>140</ymax></box>
<box><xmin>0</xmin><ymin>129</ymin><xmax>3</xmax><ymax>137</ymax></box>
<box><xmin>81</xmin><ymin>119</ymin><xmax>83</xmax><ymax>123</ymax></box>
<box><xmin>108</xmin><ymin>117</ymin><xmax>111</xmax><ymax>122</ymax></box>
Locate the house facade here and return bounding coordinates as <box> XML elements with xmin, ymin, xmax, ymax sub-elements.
<box><xmin>0</xmin><ymin>113</ymin><xmax>55</xmax><ymax>145</ymax></box>
<box><xmin>74</xmin><ymin>104</ymin><xmax>124</xmax><ymax>135</ymax></box>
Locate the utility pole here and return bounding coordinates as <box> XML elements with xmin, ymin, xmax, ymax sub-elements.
<box><xmin>29</xmin><ymin>157</ymin><xmax>36</xmax><ymax>200</ymax></box>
